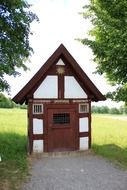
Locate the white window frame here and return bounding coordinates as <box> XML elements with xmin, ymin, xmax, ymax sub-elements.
<box><xmin>79</xmin><ymin>103</ymin><xmax>89</xmax><ymax>113</ymax></box>
<box><xmin>33</xmin><ymin>104</ymin><xmax>43</xmax><ymax>114</ymax></box>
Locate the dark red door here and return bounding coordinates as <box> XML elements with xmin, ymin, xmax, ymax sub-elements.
<box><xmin>47</xmin><ymin>107</ymin><xmax>76</xmax><ymax>152</ymax></box>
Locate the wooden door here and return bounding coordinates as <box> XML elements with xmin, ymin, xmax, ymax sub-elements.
<box><xmin>47</xmin><ymin>107</ymin><xmax>76</xmax><ymax>152</ymax></box>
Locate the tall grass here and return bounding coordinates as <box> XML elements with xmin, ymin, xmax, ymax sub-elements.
<box><xmin>0</xmin><ymin>108</ymin><xmax>27</xmax><ymax>190</ymax></box>
<box><xmin>92</xmin><ymin>114</ymin><xmax>127</xmax><ymax>167</ymax></box>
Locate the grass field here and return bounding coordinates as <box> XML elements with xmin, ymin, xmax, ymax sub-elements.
<box><xmin>0</xmin><ymin>108</ymin><xmax>27</xmax><ymax>190</ymax></box>
<box><xmin>0</xmin><ymin>109</ymin><xmax>127</xmax><ymax>189</ymax></box>
<box><xmin>92</xmin><ymin>114</ymin><xmax>127</xmax><ymax>167</ymax></box>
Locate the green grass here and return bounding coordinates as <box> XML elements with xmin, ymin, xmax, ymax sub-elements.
<box><xmin>0</xmin><ymin>108</ymin><xmax>27</xmax><ymax>190</ymax></box>
<box><xmin>92</xmin><ymin>114</ymin><xmax>127</xmax><ymax>168</ymax></box>
<box><xmin>0</xmin><ymin>109</ymin><xmax>127</xmax><ymax>189</ymax></box>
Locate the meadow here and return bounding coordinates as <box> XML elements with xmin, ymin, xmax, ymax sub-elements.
<box><xmin>0</xmin><ymin>109</ymin><xmax>27</xmax><ymax>190</ymax></box>
<box><xmin>0</xmin><ymin>109</ymin><xmax>127</xmax><ymax>189</ymax></box>
<box><xmin>92</xmin><ymin>114</ymin><xmax>127</xmax><ymax>167</ymax></box>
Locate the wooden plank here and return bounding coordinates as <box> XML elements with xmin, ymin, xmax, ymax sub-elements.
<box><xmin>88</xmin><ymin>101</ymin><xmax>91</xmax><ymax>148</ymax></box>
<box><xmin>33</xmin><ymin>114</ymin><xmax>44</xmax><ymax>119</ymax></box>
<box><xmin>33</xmin><ymin>134</ymin><xmax>44</xmax><ymax>140</ymax></box>
<box><xmin>28</xmin><ymin>100</ymin><xmax>33</xmax><ymax>154</ymax></box>
<box><xmin>79</xmin><ymin>132</ymin><xmax>89</xmax><ymax>137</ymax></box>
<box><xmin>78</xmin><ymin>113</ymin><xmax>89</xmax><ymax>118</ymax></box>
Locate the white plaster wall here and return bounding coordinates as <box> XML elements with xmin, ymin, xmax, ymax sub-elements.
<box><xmin>80</xmin><ymin>137</ymin><xmax>89</xmax><ymax>150</ymax></box>
<box><xmin>56</xmin><ymin>58</ymin><xmax>65</xmax><ymax>65</ymax></box>
<box><xmin>79</xmin><ymin>118</ymin><xmax>88</xmax><ymax>132</ymax></box>
<box><xmin>33</xmin><ymin>119</ymin><xmax>43</xmax><ymax>134</ymax></box>
<box><xmin>64</xmin><ymin>76</ymin><xmax>87</xmax><ymax>98</ymax></box>
<box><xmin>34</xmin><ymin>76</ymin><xmax>58</xmax><ymax>98</ymax></box>
<box><xmin>33</xmin><ymin>140</ymin><xmax>43</xmax><ymax>153</ymax></box>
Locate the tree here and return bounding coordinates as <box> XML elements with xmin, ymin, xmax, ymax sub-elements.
<box><xmin>0</xmin><ymin>0</ymin><xmax>38</xmax><ymax>92</ymax></box>
<box><xmin>109</xmin><ymin>107</ymin><xmax>120</xmax><ymax>115</ymax></box>
<box><xmin>92</xmin><ymin>105</ymin><xmax>109</xmax><ymax>114</ymax></box>
<box><xmin>81</xmin><ymin>0</ymin><xmax>127</xmax><ymax>104</ymax></box>
<box><xmin>0</xmin><ymin>93</ymin><xmax>27</xmax><ymax>108</ymax></box>
<box><xmin>119</xmin><ymin>105</ymin><xmax>127</xmax><ymax>114</ymax></box>
<box><xmin>0</xmin><ymin>93</ymin><xmax>14</xmax><ymax>108</ymax></box>
<box><xmin>100</xmin><ymin>106</ymin><xmax>109</xmax><ymax>114</ymax></box>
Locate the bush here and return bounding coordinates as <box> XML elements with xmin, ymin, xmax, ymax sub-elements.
<box><xmin>0</xmin><ymin>93</ymin><xmax>14</xmax><ymax>108</ymax></box>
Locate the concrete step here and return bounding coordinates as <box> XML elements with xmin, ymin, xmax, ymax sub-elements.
<box><xmin>30</xmin><ymin>150</ymin><xmax>94</xmax><ymax>159</ymax></box>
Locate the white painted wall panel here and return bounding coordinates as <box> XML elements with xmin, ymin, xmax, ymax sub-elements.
<box><xmin>80</xmin><ymin>137</ymin><xmax>89</xmax><ymax>150</ymax></box>
<box><xmin>33</xmin><ymin>140</ymin><xmax>43</xmax><ymax>153</ymax></box>
<box><xmin>64</xmin><ymin>76</ymin><xmax>87</xmax><ymax>98</ymax></box>
<box><xmin>34</xmin><ymin>76</ymin><xmax>58</xmax><ymax>98</ymax></box>
<box><xmin>33</xmin><ymin>119</ymin><xmax>43</xmax><ymax>134</ymax></box>
<box><xmin>79</xmin><ymin>118</ymin><xmax>88</xmax><ymax>132</ymax></box>
<box><xmin>56</xmin><ymin>58</ymin><xmax>65</xmax><ymax>65</ymax></box>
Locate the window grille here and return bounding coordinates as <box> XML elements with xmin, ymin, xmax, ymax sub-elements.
<box><xmin>53</xmin><ymin>113</ymin><xmax>70</xmax><ymax>124</ymax></box>
<box><xmin>33</xmin><ymin>104</ymin><xmax>43</xmax><ymax>114</ymax></box>
<box><xmin>79</xmin><ymin>103</ymin><xmax>89</xmax><ymax>113</ymax></box>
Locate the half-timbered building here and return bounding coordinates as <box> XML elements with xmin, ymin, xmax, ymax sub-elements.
<box><xmin>13</xmin><ymin>44</ymin><xmax>106</xmax><ymax>153</ymax></box>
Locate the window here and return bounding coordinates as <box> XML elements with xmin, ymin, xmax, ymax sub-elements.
<box><xmin>53</xmin><ymin>113</ymin><xmax>70</xmax><ymax>124</ymax></box>
<box><xmin>79</xmin><ymin>103</ymin><xmax>89</xmax><ymax>113</ymax></box>
<box><xmin>33</xmin><ymin>104</ymin><xmax>43</xmax><ymax>114</ymax></box>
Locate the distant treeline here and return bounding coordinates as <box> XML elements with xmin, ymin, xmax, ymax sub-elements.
<box><xmin>0</xmin><ymin>93</ymin><xmax>27</xmax><ymax>109</ymax></box>
<box><xmin>92</xmin><ymin>105</ymin><xmax>127</xmax><ymax>114</ymax></box>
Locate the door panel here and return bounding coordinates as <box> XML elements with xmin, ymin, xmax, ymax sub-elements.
<box><xmin>47</xmin><ymin>108</ymin><xmax>76</xmax><ymax>152</ymax></box>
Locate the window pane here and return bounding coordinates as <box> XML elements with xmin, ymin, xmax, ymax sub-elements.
<box><xmin>79</xmin><ymin>104</ymin><xmax>89</xmax><ymax>113</ymax></box>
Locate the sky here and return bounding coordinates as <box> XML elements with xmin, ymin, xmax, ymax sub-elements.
<box><xmin>6</xmin><ymin>0</ymin><xmax>123</xmax><ymax>107</ymax></box>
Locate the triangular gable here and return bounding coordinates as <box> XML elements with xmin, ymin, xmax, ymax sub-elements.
<box><xmin>13</xmin><ymin>44</ymin><xmax>106</xmax><ymax>104</ymax></box>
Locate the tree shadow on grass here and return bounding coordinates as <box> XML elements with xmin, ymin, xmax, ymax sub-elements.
<box><xmin>0</xmin><ymin>132</ymin><xmax>27</xmax><ymax>160</ymax></box>
<box><xmin>0</xmin><ymin>132</ymin><xmax>28</xmax><ymax>190</ymax></box>
<box><xmin>92</xmin><ymin>143</ymin><xmax>127</xmax><ymax>168</ymax></box>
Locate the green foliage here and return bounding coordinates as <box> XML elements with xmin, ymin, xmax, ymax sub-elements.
<box><xmin>109</xmin><ymin>107</ymin><xmax>120</xmax><ymax>114</ymax></box>
<box><xmin>0</xmin><ymin>0</ymin><xmax>38</xmax><ymax>92</ymax></box>
<box><xmin>81</xmin><ymin>0</ymin><xmax>127</xmax><ymax>103</ymax></box>
<box><xmin>92</xmin><ymin>105</ymin><xmax>109</xmax><ymax>114</ymax></box>
<box><xmin>0</xmin><ymin>108</ymin><xmax>27</xmax><ymax>189</ymax></box>
<box><xmin>0</xmin><ymin>93</ymin><xmax>27</xmax><ymax>109</ymax></box>
<box><xmin>0</xmin><ymin>93</ymin><xmax>14</xmax><ymax>108</ymax></box>
<box><xmin>119</xmin><ymin>105</ymin><xmax>127</xmax><ymax>114</ymax></box>
<box><xmin>91</xmin><ymin>105</ymin><xmax>126</xmax><ymax>114</ymax></box>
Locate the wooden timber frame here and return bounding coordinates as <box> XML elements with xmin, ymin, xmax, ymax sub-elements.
<box><xmin>13</xmin><ymin>44</ymin><xmax>106</xmax><ymax>153</ymax></box>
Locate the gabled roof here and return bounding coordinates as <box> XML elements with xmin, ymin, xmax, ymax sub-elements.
<box><xmin>12</xmin><ymin>44</ymin><xmax>106</xmax><ymax>104</ymax></box>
